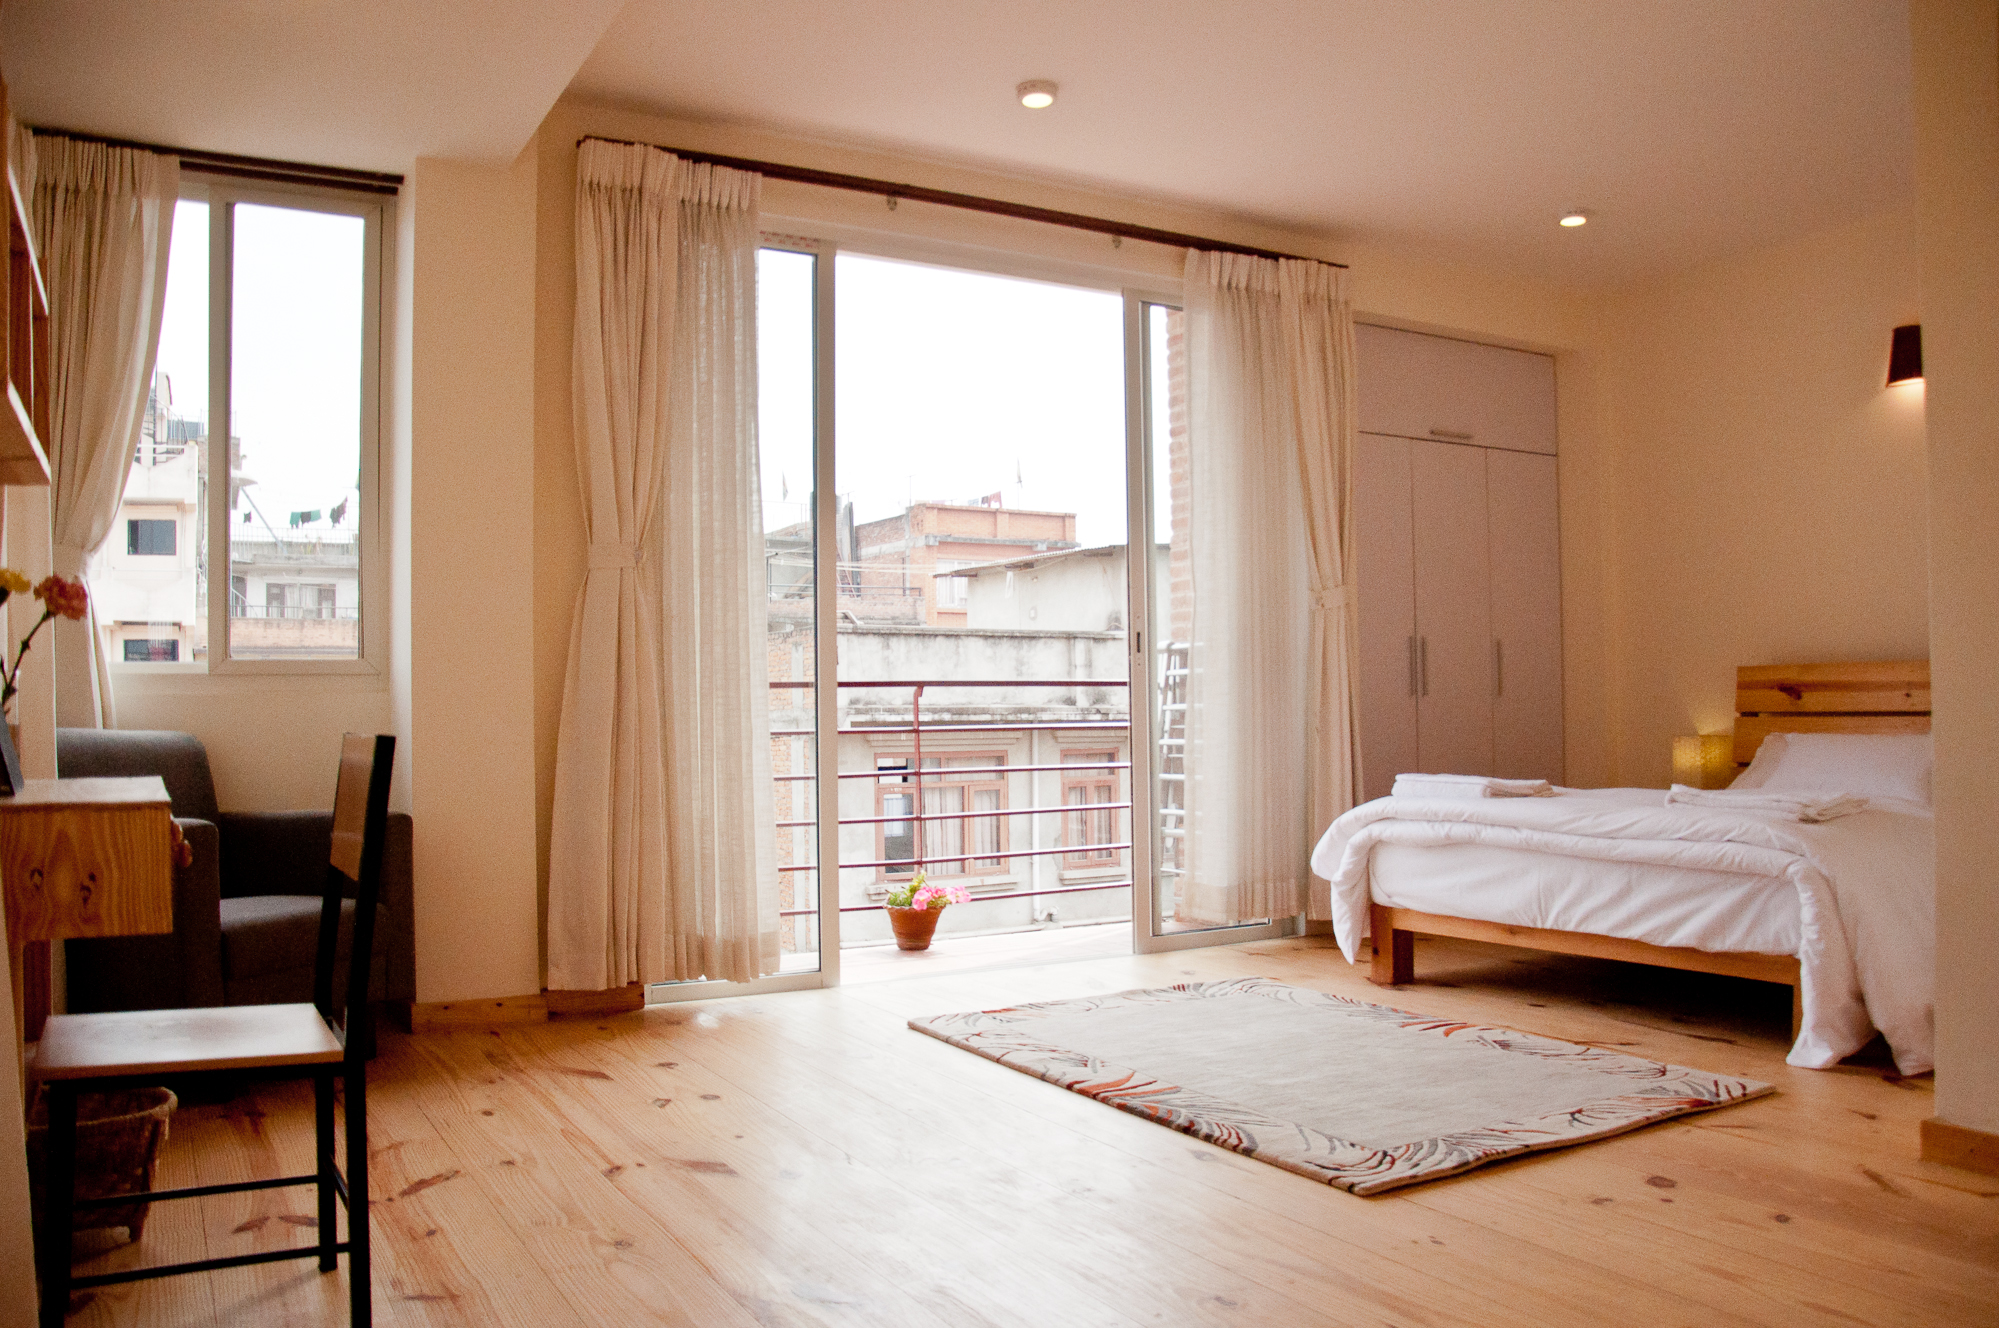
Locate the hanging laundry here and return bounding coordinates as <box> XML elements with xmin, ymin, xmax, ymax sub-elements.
<box><xmin>288</xmin><ymin>509</ymin><xmax>322</xmax><ymax>528</ymax></box>
<box><xmin>330</xmin><ymin>498</ymin><xmax>348</xmax><ymax>526</ymax></box>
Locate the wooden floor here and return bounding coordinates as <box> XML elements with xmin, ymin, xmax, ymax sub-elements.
<box><xmin>56</xmin><ymin>935</ymin><xmax>1999</xmax><ymax>1327</ymax></box>
<box><xmin>839</xmin><ymin>919</ymin><xmax>1131</xmax><ymax>984</ymax></box>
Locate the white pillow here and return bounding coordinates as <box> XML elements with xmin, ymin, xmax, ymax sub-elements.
<box><xmin>1734</xmin><ymin>732</ymin><xmax>1932</xmax><ymax>805</ymax></box>
<box><xmin>1729</xmin><ymin>733</ymin><xmax>1787</xmax><ymax>790</ymax></box>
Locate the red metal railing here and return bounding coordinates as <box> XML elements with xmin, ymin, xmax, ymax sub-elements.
<box><xmin>768</xmin><ymin>678</ymin><xmax>1136</xmax><ymax>918</ymax></box>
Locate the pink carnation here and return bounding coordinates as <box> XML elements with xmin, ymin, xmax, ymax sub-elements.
<box><xmin>34</xmin><ymin>575</ymin><xmax>88</xmax><ymax>622</ymax></box>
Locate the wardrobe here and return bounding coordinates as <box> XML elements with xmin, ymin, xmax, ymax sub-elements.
<box><xmin>1353</xmin><ymin>324</ymin><xmax>1562</xmax><ymax>802</ymax></box>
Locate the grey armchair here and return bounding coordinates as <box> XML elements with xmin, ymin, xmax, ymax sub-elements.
<box><xmin>56</xmin><ymin>729</ymin><xmax>414</xmax><ymax>1020</ymax></box>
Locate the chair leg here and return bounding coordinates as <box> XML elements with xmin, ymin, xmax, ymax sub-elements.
<box><xmin>316</xmin><ymin>1071</ymin><xmax>338</xmax><ymax>1272</ymax></box>
<box><xmin>345</xmin><ymin>1061</ymin><xmax>371</xmax><ymax>1327</ymax></box>
<box><xmin>39</xmin><ymin>1081</ymin><xmax>78</xmax><ymax>1328</ymax></box>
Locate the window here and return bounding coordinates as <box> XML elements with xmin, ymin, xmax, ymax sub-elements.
<box><xmin>876</xmin><ymin>753</ymin><xmax>1006</xmax><ymax>877</ymax></box>
<box><xmin>126</xmin><ymin>518</ymin><xmax>176</xmax><ymax>556</ymax></box>
<box><xmin>935</xmin><ymin>561</ymin><xmax>974</xmax><ymax>609</ymax></box>
<box><xmin>123</xmin><ymin>639</ymin><xmax>180</xmax><ymax>663</ymax></box>
<box><xmin>1061</xmin><ymin>750</ymin><xmax>1122</xmax><ymax>867</ymax></box>
<box><xmin>93</xmin><ymin>179</ymin><xmax>385</xmax><ymax>670</ymax></box>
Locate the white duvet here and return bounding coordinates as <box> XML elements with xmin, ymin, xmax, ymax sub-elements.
<box><xmin>1308</xmin><ymin>788</ymin><xmax>1936</xmax><ymax>1074</ymax></box>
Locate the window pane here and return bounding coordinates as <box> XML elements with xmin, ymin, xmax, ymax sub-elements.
<box><xmin>971</xmin><ymin>788</ymin><xmax>1002</xmax><ymax>868</ymax></box>
<box><xmin>228</xmin><ymin>203</ymin><xmax>364</xmax><ymax>660</ymax></box>
<box><xmin>127</xmin><ymin>519</ymin><xmax>177</xmax><ymax>556</ymax></box>
<box><xmin>91</xmin><ymin>199</ymin><xmax>208</xmax><ymax>666</ymax></box>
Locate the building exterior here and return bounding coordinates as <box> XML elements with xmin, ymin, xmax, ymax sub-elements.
<box><xmin>943</xmin><ymin>541</ymin><xmax>1167</xmax><ymax>635</ymax></box>
<box><xmin>852</xmin><ymin>499</ymin><xmax>1079</xmax><ymax>628</ymax></box>
<box><xmin>88</xmin><ymin>382</ymin><xmax>361</xmax><ymax>665</ymax></box>
<box><xmin>92</xmin><ymin>408</ymin><xmax>206</xmax><ymax>664</ymax></box>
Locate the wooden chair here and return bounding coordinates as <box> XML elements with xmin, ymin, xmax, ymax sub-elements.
<box><xmin>32</xmin><ymin>734</ymin><xmax>395</xmax><ymax>1328</ymax></box>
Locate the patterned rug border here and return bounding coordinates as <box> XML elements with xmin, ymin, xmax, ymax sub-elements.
<box><xmin>908</xmin><ymin>976</ymin><xmax>1774</xmax><ymax>1195</ymax></box>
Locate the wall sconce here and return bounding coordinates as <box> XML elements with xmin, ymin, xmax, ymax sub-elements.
<box><xmin>1887</xmin><ymin>324</ymin><xmax>1923</xmax><ymax>385</ymax></box>
<box><xmin>1672</xmin><ymin>734</ymin><xmax>1735</xmax><ymax>789</ymax></box>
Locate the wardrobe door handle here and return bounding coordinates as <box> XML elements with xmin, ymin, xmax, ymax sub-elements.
<box><xmin>1407</xmin><ymin>635</ymin><xmax>1418</xmax><ymax>697</ymax></box>
<box><xmin>1419</xmin><ymin>637</ymin><xmax>1429</xmax><ymax>697</ymax></box>
<box><xmin>1494</xmin><ymin>639</ymin><xmax>1504</xmax><ymax>698</ymax></box>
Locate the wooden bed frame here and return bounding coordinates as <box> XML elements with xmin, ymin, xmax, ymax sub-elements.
<box><xmin>1367</xmin><ymin>659</ymin><xmax>1931</xmax><ymax>1033</ymax></box>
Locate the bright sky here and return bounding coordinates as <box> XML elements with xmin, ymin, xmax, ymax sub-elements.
<box><xmin>758</xmin><ymin>250</ymin><xmax>1137</xmax><ymax>549</ymax></box>
<box><xmin>157</xmin><ymin>216</ymin><xmax>1158</xmax><ymax>552</ymax></box>
<box><xmin>153</xmin><ymin>199</ymin><xmax>363</xmax><ymax>537</ymax></box>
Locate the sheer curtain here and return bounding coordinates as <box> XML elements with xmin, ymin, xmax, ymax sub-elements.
<box><xmin>656</xmin><ymin>161</ymin><xmax>780</xmax><ymax>982</ymax></box>
<box><xmin>1179</xmin><ymin>250</ymin><xmax>1360</xmax><ymax>926</ymax></box>
<box><xmin>32</xmin><ymin>133</ymin><xmax>180</xmax><ymax>729</ymax></box>
<box><xmin>547</xmin><ymin>142</ymin><xmax>778</xmax><ymax>990</ymax></box>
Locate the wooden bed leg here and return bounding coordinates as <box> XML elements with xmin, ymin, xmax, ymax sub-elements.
<box><xmin>1791</xmin><ymin>982</ymin><xmax>1804</xmax><ymax>1042</ymax></box>
<box><xmin>1368</xmin><ymin>904</ymin><xmax>1414</xmax><ymax>986</ymax></box>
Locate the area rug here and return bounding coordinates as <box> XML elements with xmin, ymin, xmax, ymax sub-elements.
<box><xmin>909</xmin><ymin>977</ymin><xmax>1772</xmax><ymax>1195</ymax></box>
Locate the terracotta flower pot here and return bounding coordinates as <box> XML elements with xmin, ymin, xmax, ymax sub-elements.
<box><xmin>886</xmin><ymin>904</ymin><xmax>944</xmax><ymax>951</ymax></box>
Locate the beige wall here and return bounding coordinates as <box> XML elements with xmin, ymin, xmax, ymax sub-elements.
<box><xmin>404</xmin><ymin>150</ymin><xmax>542</xmax><ymax>1003</ymax></box>
<box><xmin>1912</xmin><ymin>0</ymin><xmax>1999</xmax><ymax>1137</ymax></box>
<box><xmin>113</xmin><ymin>674</ymin><xmax>392</xmax><ymax>809</ymax></box>
<box><xmin>1596</xmin><ymin>208</ymin><xmax>1931</xmax><ymax>787</ymax></box>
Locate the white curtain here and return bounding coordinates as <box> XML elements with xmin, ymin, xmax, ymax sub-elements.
<box><xmin>547</xmin><ymin>141</ymin><xmax>778</xmax><ymax>991</ymax></box>
<box><xmin>1179</xmin><ymin>250</ymin><xmax>1360</xmax><ymax>926</ymax></box>
<box><xmin>32</xmin><ymin>133</ymin><xmax>180</xmax><ymax>729</ymax></box>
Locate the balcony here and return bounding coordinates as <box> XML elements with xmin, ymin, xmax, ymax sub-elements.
<box><xmin>766</xmin><ymin>676</ymin><xmax>1141</xmax><ymax>973</ymax></box>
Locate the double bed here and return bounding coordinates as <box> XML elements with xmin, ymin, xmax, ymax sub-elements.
<box><xmin>1310</xmin><ymin>661</ymin><xmax>1935</xmax><ymax>1073</ymax></box>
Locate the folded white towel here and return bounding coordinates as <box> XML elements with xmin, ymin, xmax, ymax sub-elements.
<box><xmin>1392</xmin><ymin>774</ymin><xmax>1554</xmax><ymax>799</ymax></box>
<box><xmin>1665</xmin><ymin>785</ymin><xmax>1869</xmax><ymax>822</ymax></box>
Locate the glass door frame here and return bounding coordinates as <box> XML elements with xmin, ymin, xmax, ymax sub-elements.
<box><xmin>650</xmin><ymin>235</ymin><xmax>842</xmax><ymax>1003</ymax></box>
<box><xmin>1122</xmin><ymin>290</ymin><xmax>1299</xmax><ymax>954</ymax></box>
<box><xmin>656</xmin><ymin>252</ymin><xmax>1298</xmax><ymax>1002</ymax></box>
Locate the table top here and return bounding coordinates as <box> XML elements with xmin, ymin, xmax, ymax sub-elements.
<box><xmin>0</xmin><ymin>777</ymin><xmax>170</xmax><ymax>811</ymax></box>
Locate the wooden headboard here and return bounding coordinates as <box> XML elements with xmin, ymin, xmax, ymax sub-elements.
<box><xmin>1734</xmin><ymin>660</ymin><xmax>1931</xmax><ymax>765</ymax></box>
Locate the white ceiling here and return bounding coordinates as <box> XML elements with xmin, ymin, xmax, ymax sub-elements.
<box><xmin>0</xmin><ymin>0</ymin><xmax>625</xmax><ymax>171</ymax></box>
<box><xmin>5</xmin><ymin>0</ymin><xmax>1914</xmax><ymax>287</ymax></box>
<box><xmin>571</xmin><ymin>0</ymin><xmax>1915</xmax><ymax>286</ymax></box>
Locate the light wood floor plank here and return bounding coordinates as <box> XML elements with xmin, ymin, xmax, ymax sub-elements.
<box><xmin>812</xmin><ymin>989</ymin><xmax>1782</xmax><ymax>1325</ymax></box>
<box><xmin>413</xmin><ymin>1023</ymin><xmax>1065</xmax><ymax>1328</ymax></box>
<box><xmin>387</xmin><ymin>1032</ymin><xmax>763</xmax><ymax>1328</ymax></box>
<box><xmin>52</xmin><ymin>935</ymin><xmax>1999</xmax><ymax>1327</ymax></box>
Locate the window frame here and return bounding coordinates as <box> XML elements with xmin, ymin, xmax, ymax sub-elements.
<box><xmin>874</xmin><ymin>751</ymin><xmax>1008</xmax><ymax>880</ymax></box>
<box><xmin>126</xmin><ymin>517</ymin><xmax>178</xmax><ymax>557</ymax></box>
<box><xmin>180</xmin><ymin>171</ymin><xmax>388</xmax><ymax>677</ymax></box>
<box><xmin>121</xmin><ymin>638</ymin><xmax>181</xmax><ymax>663</ymax></box>
<box><xmin>1059</xmin><ymin>748</ymin><xmax>1122</xmax><ymax>868</ymax></box>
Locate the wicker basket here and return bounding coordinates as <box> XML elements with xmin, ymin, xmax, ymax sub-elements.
<box><xmin>29</xmin><ymin>1087</ymin><xmax>177</xmax><ymax>1243</ymax></box>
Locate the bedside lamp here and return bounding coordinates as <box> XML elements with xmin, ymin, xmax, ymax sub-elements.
<box><xmin>1672</xmin><ymin>734</ymin><xmax>1736</xmax><ymax>790</ymax></box>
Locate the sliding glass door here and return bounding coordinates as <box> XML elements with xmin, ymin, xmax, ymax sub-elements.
<box><xmin>654</xmin><ymin>248</ymin><xmax>1290</xmax><ymax>1003</ymax></box>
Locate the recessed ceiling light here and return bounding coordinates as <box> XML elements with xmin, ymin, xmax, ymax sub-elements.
<box><xmin>1559</xmin><ymin>210</ymin><xmax>1590</xmax><ymax>228</ymax></box>
<box><xmin>1017</xmin><ymin>80</ymin><xmax>1058</xmax><ymax>109</ymax></box>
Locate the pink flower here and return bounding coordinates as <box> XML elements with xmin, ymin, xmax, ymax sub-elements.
<box><xmin>910</xmin><ymin>882</ymin><xmax>970</xmax><ymax>910</ymax></box>
<box><xmin>34</xmin><ymin>575</ymin><xmax>88</xmax><ymax>622</ymax></box>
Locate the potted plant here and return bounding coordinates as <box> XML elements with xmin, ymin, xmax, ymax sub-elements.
<box><xmin>882</xmin><ymin>872</ymin><xmax>969</xmax><ymax>951</ymax></box>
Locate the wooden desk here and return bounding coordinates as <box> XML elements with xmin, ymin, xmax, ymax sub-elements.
<box><xmin>0</xmin><ymin>777</ymin><xmax>174</xmax><ymax>1045</ymax></box>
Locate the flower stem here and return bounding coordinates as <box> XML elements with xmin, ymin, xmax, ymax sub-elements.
<box><xmin>2</xmin><ymin>609</ymin><xmax>55</xmax><ymax>716</ymax></box>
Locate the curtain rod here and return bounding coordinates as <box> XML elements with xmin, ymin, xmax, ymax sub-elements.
<box><xmin>580</xmin><ymin>135</ymin><xmax>1345</xmax><ymax>269</ymax></box>
<box><xmin>26</xmin><ymin>127</ymin><xmax>403</xmax><ymax>196</ymax></box>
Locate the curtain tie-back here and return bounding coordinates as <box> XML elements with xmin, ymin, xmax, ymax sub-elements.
<box><xmin>53</xmin><ymin>541</ymin><xmax>92</xmax><ymax>580</ymax></box>
<box><xmin>1310</xmin><ymin>583</ymin><xmax>1357</xmax><ymax>615</ymax></box>
<box><xmin>588</xmin><ymin>541</ymin><xmax>641</xmax><ymax>570</ymax></box>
